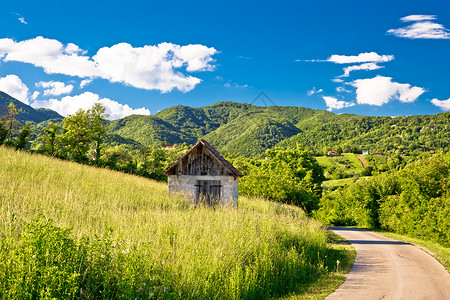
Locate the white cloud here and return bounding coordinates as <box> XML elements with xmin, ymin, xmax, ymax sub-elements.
<box><xmin>307</xmin><ymin>87</ymin><xmax>323</xmax><ymax>96</ymax></box>
<box><xmin>36</xmin><ymin>80</ymin><xmax>74</xmax><ymax>96</ymax></box>
<box><xmin>0</xmin><ymin>74</ymin><xmax>29</xmax><ymax>104</ymax></box>
<box><xmin>13</xmin><ymin>13</ymin><xmax>27</xmax><ymax>24</ymax></box>
<box><xmin>336</xmin><ymin>86</ymin><xmax>351</xmax><ymax>93</ymax></box>
<box><xmin>431</xmin><ymin>98</ymin><xmax>450</xmax><ymax>111</ymax></box>
<box><xmin>31</xmin><ymin>91</ymin><xmax>40</xmax><ymax>100</ymax></box>
<box><xmin>328</xmin><ymin>52</ymin><xmax>394</xmax><ymax>64</ymax></box>
<box><xmin>80</xmin><ymin>78</ymin><xmax>93</xmax><ymax>88</ymax></box>
<box><xmin>322</xmin><ymin>96</ymin><xmax>355</xmax><ymax>111</ymax></box>
<box><xmin>351</xmin><ymin>75</ymin><xmax>425</xmax><ymax>106</ymax></box>
<box><xmin>31</xmin><ymin>92</ymin><xmax>150</xmax><ymax>120</ymax></box>
<box><xmin>0</xmin><ymin>36</ymin><xmax>218</xmax><ymax>93</ymax></box>
<box><xmin>224</xmin><ymin>81</ymin><xmax>248</xmax><ymax>88</ymax></box>
<box><xmin>388</xmin><ymin>15</ymin><xmax>450</xmax><ymax>39</ymax></box>
<box><xmin>400</xmin><ymin>15</ymin><xmax>436</xmax><ymax>22</ymax></box>
<box><xmin>340</xmin><ymin>62</ymin><xmax>384</xmax><ymax>77</ymax></box>
<box><xmin>331</xmin><ymin>78</ymin><xmax>344</xmax><ymax>83</ymax></box>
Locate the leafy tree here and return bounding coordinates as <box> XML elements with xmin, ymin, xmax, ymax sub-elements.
<box><xmin>0</xmin><ymin>102</ymin><xmax>21</xmax><ymax>145</ymax></box>
<box><xmin>61</xmin><ymin>109</ymin><xmax>92</xmax><ymax>162</ymax></box>
<box><xmin>15</xmin><ymin>122</ymin><xmax>32</xmax><ymax>150</ymax></box>
<box><xmin>237</xmin><ymin>146</ymin><xmax>325</xmax><ymax>213</ymax></box>
<box><xmin>43</xmin><ymin>122</ymin><xmax>61</xmax><ymax>155</ymax></box>
<box><xmin>89</xmin><ymin>103</ymin><xmax>109</xmax><ymax>162</ymax></box>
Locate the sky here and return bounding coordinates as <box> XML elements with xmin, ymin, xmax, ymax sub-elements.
<box><xmin>0</xmin><ymin>0</ymin><xmax>450</xmax><ymax>120</ymax></box>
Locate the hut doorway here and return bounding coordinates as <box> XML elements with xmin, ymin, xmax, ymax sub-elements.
<box><xmin>195</xmin><ymin>180</ymin><xmax>221</xmax><ymax>205</ymax></box>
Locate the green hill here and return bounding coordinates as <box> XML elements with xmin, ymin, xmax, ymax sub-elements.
<box><xmin>108</xmin><ymin>101</ymin><xmax>450</xmax><ymax>156</ymax></box>
<box><xmin>0</xmin><ymin>91</ymin><xmax>62</xmax><ymax>123</ymax></box>
<box><xmin>0</xmin><ymin>146</ymin><xmax>353</xmax><ymax>299</ymax></box>
<box><xmin>4</xmin><ymin>93</ymin><xmax>450</xmax><ymax>156</ymax></box>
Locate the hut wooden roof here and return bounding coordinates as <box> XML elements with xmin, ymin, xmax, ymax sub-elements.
<box><xmin>162</xmin><ymin>139</ymin><xmax>243</xmax><ymax>177</ymax></box>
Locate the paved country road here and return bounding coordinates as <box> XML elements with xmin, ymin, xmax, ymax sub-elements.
<box><xmin>326</xmin><ymin>227</ymin><xmax>450</xmax><ymax>300</ymax></box>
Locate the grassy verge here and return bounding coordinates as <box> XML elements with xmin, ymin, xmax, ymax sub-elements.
<box><xmin>279</xmin><ymin>230</ymin><xmax>356</xmax><ymax>299</ymax></box>
<box><xmin>0</xmin><ymin>146</ymin><xmax>354</xmax><ymax>299</ymax></box>
<box><xmin>372</xmin><ymin>229</ymin><xmax>450</xmax><ymax>272</ymax></box>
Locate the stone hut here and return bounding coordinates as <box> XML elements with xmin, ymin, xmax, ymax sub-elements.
<box><xmin>162</xmin><ymin>139</ymin><xmax>243</xmax><ymax>206</ymax></box>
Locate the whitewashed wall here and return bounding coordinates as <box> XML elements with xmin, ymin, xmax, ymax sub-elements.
<box><xmin>168</xmin><ymin>175</ymin><xmax>238</xmax><ymax>206</ymax></box>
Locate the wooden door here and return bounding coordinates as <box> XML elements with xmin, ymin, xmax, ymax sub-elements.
<box><xmin>195</xmin><ymin>180</ymin><xmax>221</xmax><ymax>206</ymax></box>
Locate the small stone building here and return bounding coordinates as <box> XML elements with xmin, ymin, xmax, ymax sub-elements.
<box><xmin>162</xmin><ymin>139</ymin><xmax>243</xmax><ymax>206</ymax></box>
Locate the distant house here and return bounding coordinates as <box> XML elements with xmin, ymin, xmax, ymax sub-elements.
<box><xmin>362</xmin><ymin>151</ymin><xmax>369</xmax><ymax>155</ymax></box>
<box><xmin>430</xmin><ymin>150</ymin><xmax>435</xmax><ymax>154</ymax></box>
<box><xmin>327</xmin><ymin>151</ymin><xmax>340</xmax><ymax>156</ymax></box>
<box><xmin>165</xmin><ymin>144</ymin><xmax>177</xmax><ymax>150</ymax></box>
<box><xmin>373</xmin><ymin>152</ymin><xmax>383</xmax><ymax>156</ymax></box>
<box><xmin>162</xmin><ymin>139</ymin><xmax>243</xmax><ymax>206</ymax></box>
<box><xmin>401</xmin><ymin>152</ymin><xmax>408</xmax><ymax>156</ymax></box>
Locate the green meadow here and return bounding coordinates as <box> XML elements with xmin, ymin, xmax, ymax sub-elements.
<box><xmin>0</xmin><ymin>146</ymin><xmax>353</xmax><ymax>299</ymax></box>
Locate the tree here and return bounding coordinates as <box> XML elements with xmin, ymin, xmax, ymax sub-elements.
<box><xmin>238</xmin><ymin>146</ymin><xmax>325</xmax><ymax>213</ymax></box>
<box><xmin>61</xmin><ymin>109</ymin><xmax>92</xmax><ymax>162</ymax></box>
<box><xmin>88</xmin><ymin>103</ymin><xmax>109</xmax><ymax>162</ymax></box>
<box><xmin>0</xmin><ymin>102</ymin><xmax>21</xmax><ymax>145</ymax></box>
<box><xmin>15</xmin><ymin>122</ymin><xmax>32</xmax><ymax>150</ymax></box>
<box><xmin>43</xmin><ymin>122</ymin><xmax>61</xmax><ymax>155</ymax></box>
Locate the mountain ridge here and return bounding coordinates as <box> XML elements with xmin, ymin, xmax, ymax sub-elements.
<box><xmin>2</xmin><ymin>91</ymin><xmax>449</xmax><ymax>156</ymax></box>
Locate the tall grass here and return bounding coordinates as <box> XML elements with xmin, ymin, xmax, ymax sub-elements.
<box><xmin>0</xmin><ymin>146</ymin><xmax>345</xmax><ymax>299</ymax></box>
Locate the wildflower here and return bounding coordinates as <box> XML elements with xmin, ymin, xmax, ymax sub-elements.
<box><xmin>32</xmin><ymin>255</ymin><xmax>36</xmax><ymax>258</ymax></box>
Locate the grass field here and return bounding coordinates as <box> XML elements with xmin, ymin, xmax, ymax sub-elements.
<box><xmin>0</xmin><ymin>146</ymin><xmax>354</xmax><ymax>299</ymax></box>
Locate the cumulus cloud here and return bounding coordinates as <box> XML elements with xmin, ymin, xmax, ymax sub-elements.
<box><xmin>328</xmin><ymin>52</ymin><xmax>394</xmax><ymax>64</ymax></box>
<box><xmin>31</xmin><ymin>92</ymin><xmax>150</xmax><ymax>120</ymax></box>
<box><xmin>0</xmin><ymin>74</ymin><xmax>29</xmax><ymax>104</ymax></box>
<box><xmin>31</xmin><ymin>91</ymin><xmax>40</xmax><ymax>100</ymax></box>
<box><xmin>36</xmin><ymin>80</ymin><xmax>74</xmax><ymax>96</ymax></box>
<box><xmin>307</xmin><ymin>87</ymin><xmax>323</xmax><ymax>96</ymax></box>
<box><xmin>388</xmin><ymin>15</ymin><xmax>450</xmax><ymax>39</ymax></box>
<box><xmin>0</xmin><ymin>36</ymin><xmax>218</xmax><ymax>93</ymax></box>
<box><xmin>340</xmin><ymin>62</ymin><xmax>384</xmax><ymax>77</ymax></box>
<box><xmin>431</xmin><ymin>98</ymin><xmax>450</xmax><ymax>111</ymax></box>
<box><xmin>350</xmin><ymin>75</ymin><xmax>425</xmax><ymax>106</ymax></box>
<box><xmin>80</xmin><ymin>78</ymin><xmax>93</xmax><ymax>88</ymax></box>
<box><xmin>322</xmin><ymin>96</ymin><xmax>355</xmax><ymax>111</ymax></box>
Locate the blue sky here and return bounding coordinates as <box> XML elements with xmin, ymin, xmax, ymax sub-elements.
<box><xmin>0</xmin><ymin>0</ymin><xmax>449</xmax><ymax>119</ymax></box>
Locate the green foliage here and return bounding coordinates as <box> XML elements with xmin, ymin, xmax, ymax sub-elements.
<box><xmin>0</xmin><ymin>146</ymin><xmax>349</xmax><ymax>299</ymax></box>
<box><xmin>1</xmin><ymin>102</ymin><xmax>21</xmax><ymax>145</ymax></box>
<box><xmin>43</xmin><ymin>122</ymin><xmax>61</xmax><ymax>155</ymax></box>
<box><xmin>14</xmin><ymin>122</ymin><xmax>31</xmax><ymax>150</ymax></box>
<box><xmin>89</xmin><ymin>103</ymin><xmax>109</xmax><ymax>161</ymax></box>
<box><xmin>59</xmin><ymin>104</ymin><xmax>109</xmax><ymax>163</ymax></box>
<box><xmin>61</xmin><ymin>109</ymin><xmax>92</xmax><ymax>162</ymax></box>
<box><xmin>234</xmin><ymin>147</ymin><xmax>325</xmax><ymax>213</ymax></box>
<box><xmin>315</xmin><ymin>154</ymin><xmax>450</xmax><ymax>247</ymax></box>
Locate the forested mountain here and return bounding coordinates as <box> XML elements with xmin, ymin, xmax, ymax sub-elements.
<box><xmin>2</xmin><ymin>90</ymin><xmax>450</xmax><ymax>156</ymax></box>
<box><xmin>0</xmin><ymin>91</ymin><xmax>62</xmax><ymax>123</ymax></box>
<box><xmin>108</xmin><ymin>101</ymin><xmax>450</xmax><ymax>156</ymax></box>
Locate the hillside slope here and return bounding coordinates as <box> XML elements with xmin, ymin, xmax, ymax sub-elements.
<box><xmin>0</xmin><ymin>146</ymin><xmax>353</xmax><ymax>299</ymax></box>
<box><xmin>4</xmin><ymin>92</ymin><xmax>450</xmax><ymax>156</ymax></box>
<box><xmin>0</xmin><ymin>91</ymin><xmax>62</xmax><ymax>123</ymax></box>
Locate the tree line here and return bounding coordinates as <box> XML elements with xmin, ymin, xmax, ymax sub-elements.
<box><xmin>0</xmin><ymin>102</ymin><xmax>188</xmax><ymax>181</ymax></box>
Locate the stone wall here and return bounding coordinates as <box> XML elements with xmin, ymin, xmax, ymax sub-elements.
<box><xmin>168</xmin><ymin>175</ymin><xmax>238</xmax><ymax>206</ymax></box>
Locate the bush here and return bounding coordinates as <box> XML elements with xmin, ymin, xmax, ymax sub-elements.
<box><xmin>315</xmin><ymin>154</ymin><xmax>450</xmax><ymax>247</ymax></box>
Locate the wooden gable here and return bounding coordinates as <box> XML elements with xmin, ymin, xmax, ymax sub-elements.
<box><xmin>162</xmin><ymin>139</ymin><xmax>243</xmax><ymax>177</ymax></box>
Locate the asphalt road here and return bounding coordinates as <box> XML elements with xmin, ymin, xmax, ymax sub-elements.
<box><xmin>326</xmin><ymin>227</ymin><xmax>450</xmax><ymax>300</ymax></box>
